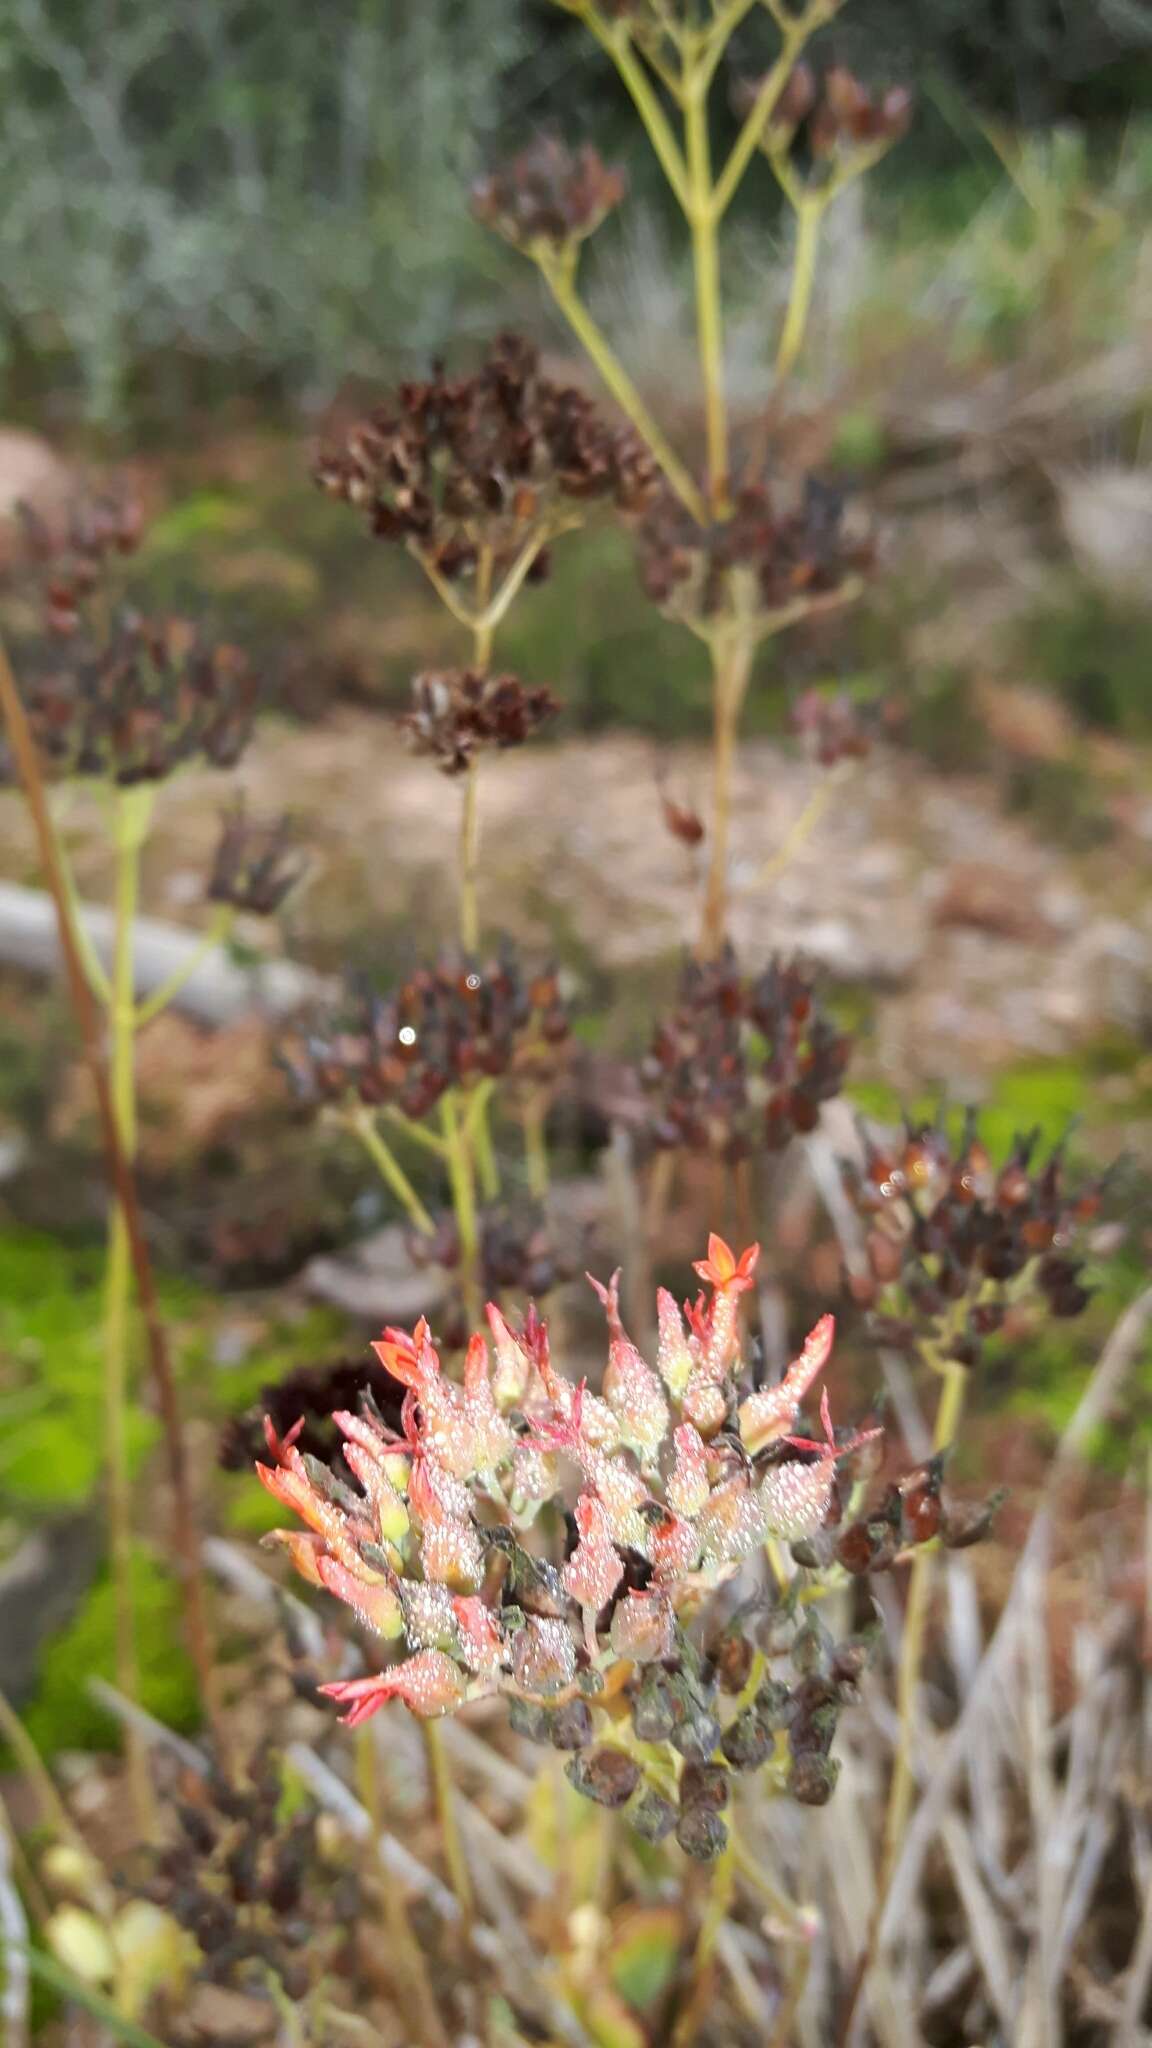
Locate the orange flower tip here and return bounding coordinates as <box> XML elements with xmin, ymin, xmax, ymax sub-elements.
<box><xmin>692</xmin><ymin>1235</ymin><xmax>760</xmax><ymax>1290</ymax></box>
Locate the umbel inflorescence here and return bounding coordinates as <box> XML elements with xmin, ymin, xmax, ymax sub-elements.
<box><xmin>257</xmin><ymin>1237</ymin><xmax>978</xmax><ymax>1857</ymax></box>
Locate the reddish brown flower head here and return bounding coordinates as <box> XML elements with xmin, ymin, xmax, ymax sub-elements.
<box><xmin>207</xmin><ymin>799</ymin><xmax>306</xmax><ymax>916</ymax></box>
<box><xmin>281</xmin><ymin>942</ymin><xmax>569</xmax><ymax>1119</ymax></box>
<box><xmin>314</xmin><ymin>334</ymin><xmax>656</xmax><ymax>599</ymax></box>
<box><xmin>401</xmin><ymin>667</ymin><xmax>560</xmax><ymax>775</ymax></box>
<box><xmin>843</xmin><ymin>1114</ymin><xmax>1110</xmax><ymax>1366</ymax></box>
<box><xmin>635</xmin><ymin>475</ymin><xmax>873</xmax><ymax>636</ymax></box>
<box><xmin>472</xmin><ymin>134</ymin><xmax>626</xmax><ymax>253</ymax></box>
<box><xmin>640</xmin><ymin>946</ymin><xmax>852</xmax><ymax>1160</ymax></box>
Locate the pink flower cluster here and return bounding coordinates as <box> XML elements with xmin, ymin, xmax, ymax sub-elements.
<box><xmin>257</xmin><ymin>1236</ymin><xmax>877</xmax><ymax>1726</ymax></box>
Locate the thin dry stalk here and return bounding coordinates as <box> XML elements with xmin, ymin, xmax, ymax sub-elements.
<box><xmin>0</xmin><ymin>638</ymin><xmax>219</xmax><ymax>1743</ymax></box>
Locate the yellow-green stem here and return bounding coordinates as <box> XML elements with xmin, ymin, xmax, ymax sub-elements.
<box><xmin>700</xmin><ymin>633</ymin><xmax>755</xmax><ymax>958</ymax></box>
<box><xmin>350</xmin><ymin>1109</ymin><xmax>436</xmax><ymax>1238</ymax></box>
<box><xmin>544</xmin><ymin>264</ymin><xmax>707</xmax><ymax>525</ymax></box>
<box><xmin>684</xmin><ymin>72</ymin><xmax>728</xmax><ymax>510</ymax></box>
<box><xmin>134</xmin><ymin>905</ymin><xmax>235</xmax><ymax>1028</ymax></box>
<box><xmin>421</xmin><ymin>1719</ymin><xmax>475</xmax><ymax>1928</ymax></box>
<box><xmin>880</xmin><ymin>1360</ymin><xmax>969</xmax><ymax>1884</ymax></box>
<box><xmin>583</xmin><ymin>9</ymin><xmax>690</xmax><ymax>209</ymax></box>
<box><xmin>458</xmin><ymin>760</ymin><xmax>481</xmax><ymax>954</ymax></box>
<box><xmin>775</xmin><ymin>194</ymin><xmax>824</xmax><ymax>384</ymax></box>
<box><xmin>441</xmin><ymin>1090</ymin><xmax>482</xmax><ymax>1328</ymax></box>
<box><xmin>754</xmin><ymin>758</ymin><xmax>851</xmax><ymax>893</ymax></box>
<box><xmin>105</xmin><ymin>788</ymin><xmax>156</xmax><ymax>1837</ymax></box>
<box><xmin>672</xmin><ymin>1824</ymin><xmax>737</xmax><ymax>2047</ymax></box>
<box><xmin>523</xmin><ymin>1090</ymin><xmax>550</xmax><ymax>1202</ymax></box>
<box><xmin>356</xmin><ymin>1728</ymin><xmax>448</xmax><ymax>2048</ymax></box>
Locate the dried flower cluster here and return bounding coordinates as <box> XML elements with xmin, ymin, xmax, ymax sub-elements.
<box><xmin>283</xmin><ymin>948</ymin><xmax>569</xmax><ymax>1120</ymax></box>
<box><xmin>144</xmin><ymin>1754</ymin><xmax>357</xmax><ymax>2011</ymax></box>
<box><xmin>636</xmin><ymin>477</ymin><xmax>873</xmax><ymax>636</ymax></box>
<box><xmin>2</xmin><ymin>616</ymin><xmax>262</xmax><ymax>787</ymax></box>
<box><xmin>641</xmin><ymin>948</ymin><xmax>852</xmax><ymax>1158</ymax></box>
<box><xmin>207</xmin><ymin>799</ymin><xmax>306</xmax><ymax>916</ymax></box>
<box><xmin>409</xmin><ymin>1205</ymin><xmax>583</xmax><ymax>1337</ymax></box>
<box><xmin>401</xmin><ymin>666</ymin><xmax>560</xmax><ymax>775</ymax></box>
<box><xmin>255</xmin><ymin>1237</ymin><xmax>951</xmax><ymax>1855</ymax></box>
<box><xmin>17</xmin><ymin>492</ymin><xmax>145</xmax><ymax>637</ymax></box>
<box><xmin>844</xmin><ymin>1117</ymin><xmax>1107</xmax><ymax>1366</ymax></box>
<box><xmin>472</xmin><ymin>134</ymin><xmax>627</xmax><ymax>254</ymax></box>
<box><xmin>314</xmin><ymin>334</ymin><xmax>655</xmax><ymax>594</ymax></box>
<box><xmin>738</xmin><ymin>64</ymin><xmax>913</xmax><ymax>180</ymax></box>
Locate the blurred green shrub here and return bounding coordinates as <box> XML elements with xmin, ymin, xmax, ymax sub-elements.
<box><xmin>0</xmin><ymin>0</ymin><xmax>525</xmax><ymax>424</ymax></box>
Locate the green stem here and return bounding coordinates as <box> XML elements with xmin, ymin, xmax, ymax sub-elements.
<box><xmin>441</xmin><ymin>1090</ymin><xmax>481</xmax><ymax>1328</ymax></box>
<box><xmin>134</xmin><ymin>905</ymin><xmax>235</xmax><ymax>1028</ymax></box>
<box><xmin>350</xmin><ymin>1109</ymin><xmax>436</xmax><ymax>1237</ymax></box>
<box><xmin>356</xmin><ymin>1729</ymin><xmax>449</xmax><ymax>2048</ymax></box>
<box><xmin>522</xmin><ymin>1089</ymin><xmax>550</xmax><ymax>1202</ymax></box>
<box><xmin>458</xmin><ymin>759</ymin><xmax>481</xmax><ymax>955</ymax></box>
<box><xmin>880</xmin><ymin>1360</ymin><xmax>969</xmax><ymax>1884</ymax></box>
<box><xmin>700</xmin><ymin>630</ymin><xmax>755</xmax><ymax>958</ymax></box>
<box><xmin>582</xmin><ymin>8</ymin><xmax>690</xmax><ymax>208</ymax></box>
<box><xmin>542</xmin><ymin>260</ymin><xmax>707</xmax><ymax>525</ymax></box>
<box><xmin>465</xmin><ymin>1079</ymin><xmax>500</xmax><ymax>1204</ymax></box>
<box><xmin>684</xmin><ymin>64</ymin><xmax>728</xmax><ymax>510</ymax></box>
<box><xmin>105</xmin><ymin>787</ymin><xmax>156</xmax><ymax>1838</ymax></box>
<box><xmin>421</xmin><ymin>1720</ymin><xmax>475</xmax><ymax>1928</ymax></box>
<box><xmin>775</xmin><ymin>193</ymin><xmax>825</xmax><ymax>384</ymax></box>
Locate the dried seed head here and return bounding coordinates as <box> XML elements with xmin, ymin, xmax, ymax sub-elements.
<box><xmin>207</xmin><ymin>799</ymin><xmax>306</xmax><ymax>916</ymax></box>
<box><xmin>401</xmin><ymin>667</ymin><xmax>560</xmax><ymax>775</ymax></box>
<box><xmin>472</xmin><ymin>133</ymin><xmax>626</xmax><ymax>253</ymax></box>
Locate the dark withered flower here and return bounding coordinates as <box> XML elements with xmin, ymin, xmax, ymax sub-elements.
<box><xmin>732</xmin><ymin>63</ymin><xmax>912</xmax><ymax>179</ymax></box>
<box><xmin>635</xmin><ymin>475</ymin><xmax>873</xmax><ymax>638</ymax></box>
<box><xmin>282</xmin><ymin>946</ymin><xmax>570</xmax><ymax>1120</ymax></box>
<box><xmin>207</xmin><ymin>798</ymin><xmax>307</xmax><ymax>916</ymax></box>
<box><xmin>472</xmin><ymin>133</ymin><xmax>626</xmax><ymax>253</ymax></box>
<box><xmin>314</xmin><ymin>333</ymin><xmax>656</xmax><ymax>597</ymax></box>
<box><xmin>218</xmin><ymin>1354</ymin><xmax>407</xmax><ymax>1474</ymax></box>
<box><xmin>0</xmin><ymin>615</ymin><xmax>264</xmax><ymax>788</ymax></box>
<box><xmin>141</xmin><ymin>1745</ymin><xmax>359</xmax><ymax>2010</ymax></box>
<box><xmin>401</xmin><ymin>666</ymin><xmax>561</xmax><ymax>775</ymax></box>
<box><xmin>16</xmin><ymin>490</ymin><xmax>146</xmax><ymax>637</ymax></box>
<box><xmin>843</xmin><ymin>1114</ymin><xmax>1112</xmax><ymax>1366</ymax></box>
<box><xmin>640</xmin><ymin>946</ymin><xmax>852</xmax><ymax>1160</ymax></box>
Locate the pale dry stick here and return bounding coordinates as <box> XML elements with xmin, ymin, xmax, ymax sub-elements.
<box><xmin>1020</xmin><ymin>1536</ymin><xmax>1063</xmax><ymax>2048</ymax></box>
<box><xmin>842</xmin><ymin>1283</ymin><xmax>1152</xmax><ymax>2046</ymax></box>
<box><xmin>938</xmin><ymin>1810</ymin><xmax>1018</xmax><ymax>2038</ymax></box>
<box><xmin>0</xmin><ymin>639</ymin><xmax>219</xmax><ymax>1747</ymax></box>
<box><xmin>0</xmin><ymin>1793</ymin><xmax>30</xmax><ymax>2048</ymax></box>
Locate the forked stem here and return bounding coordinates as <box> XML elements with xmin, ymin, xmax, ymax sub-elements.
<box><xmin>350</xmin><ymin>1108</ymin><xmax>437</xmax><ymax>1238</ymax></box>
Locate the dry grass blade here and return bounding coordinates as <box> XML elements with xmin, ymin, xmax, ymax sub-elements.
<box><xmin>939</xmin><ymin>1810</ymin><xmax>1017</xmax><ymax>2035</ymax></box>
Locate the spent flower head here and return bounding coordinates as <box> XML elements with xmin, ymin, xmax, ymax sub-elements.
<box><xmin>472</xmin><ymin>134</ymin><xmax>626</xmax><ymax>256</ymax></box>
<box><xmin>314</xmin><ymin>333</ymin><xmax>656</xmax><ymax>599</ymax></box>
<box><xmin>207</xmin><ymin>798</ymin><xmax>307</xmax><ymax>916</ymax></box>
<box><xmin>636</xmin><ymin>476</ymin><xmax>873</xmax><ymax>640</ymax></box>
<box><xmin>401</xmin><ymin>666</ymin><xmax>560</xmax><ymax>775</ymax></box>
<box><xmin>844</xmin><ymin>1114</ymin><xmax>1110</xmax><ymax>1367</ymax></box>
<box><xmin>283</xmin><ymin>945</ymin><xmax>569</xmax><ymax>1121</ymax></box>
<box><xmin>734</xmin><ymin>62</ymin><xmax>912</xmax><ymax>186</ymax></box>
<box><xmin>641</xmin><ymin>947</ymin><xmax>852</xmax><ymax>1159</ymax></box>
<box><xmin>1</xmin><ymin>615</ymin><xmax>263</xmax><ymax>788</ymax></box>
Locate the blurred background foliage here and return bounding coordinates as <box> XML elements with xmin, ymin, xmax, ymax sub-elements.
<box><xmin>0</xmin><ymin>0</ymin><xmax>1151</xmax><ymax>424</ymax></box>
